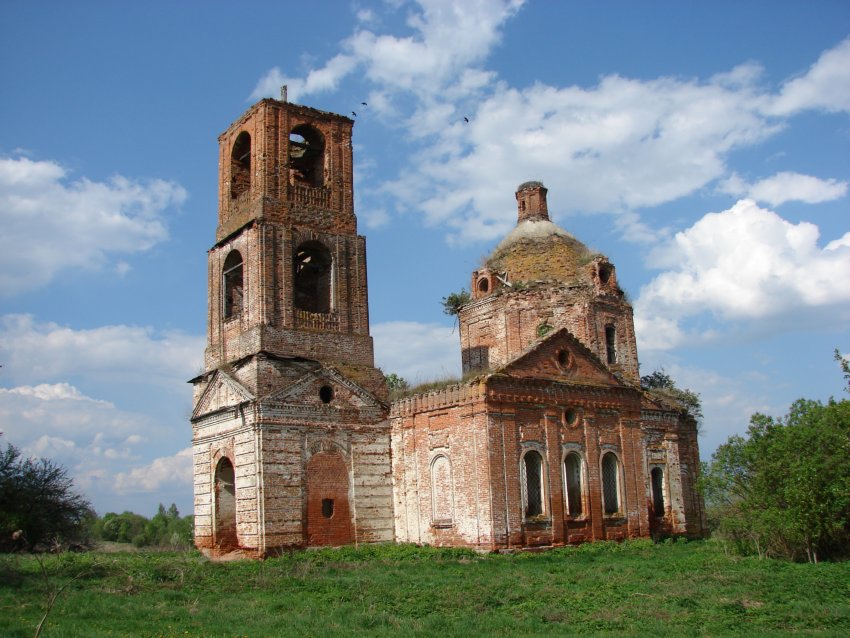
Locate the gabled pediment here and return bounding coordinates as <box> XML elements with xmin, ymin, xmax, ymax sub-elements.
<box><xmin>496</xmin><ymin>328</ymin><xmax>623</xmax><ymax>387</ymax></box>
<box><xmin>263</xmin><ymin>366</ymin><xmax>385</xmax><ymax>411</ymax></box>
<box><xmin>191</xmin><ymin>369</ymin><xmax>255</xmax><ymax>420</ymax></box>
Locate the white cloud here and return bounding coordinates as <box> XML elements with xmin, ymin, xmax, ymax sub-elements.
<box><xmin>0</xmin><ymin>380</ymin><xmax>191</xmax><ymax>514</ymax></box>
<box><xmin>373</xmin><ymin>320</ymin><xmax>460</xmax><ymax>383</ymax></box>
<box><xmin>720</xmin><ymin>171</ymin><xmax>848</xmax><ymax>206</ymax></box>
<box><xmin>0</xmin><ymin>316</ymin><xmax>202</xmax><ymax>513</ymax></box>
<box><xmin>770</xmin><ymin>36</ymin><xmax>850</xmax><ymax>115</ymax></box>
<box><xmin>0</xmin><ymin>314</ymin><xmax>204</xmax><ymax>389</ymax></box>
<box><xmin>635</xmin><ymin>199</ymin><xmax>850</xmax><ymax>350</ymax></box>
<box><xmin>0</xmin><ymin>155</ymin><xmax>186</xmax><ymax>295</ymax></box>
<box><xmin>114</xmin><ymin>447</ymin><xmax>193</xmax><ymax>494</ymax></box>
<box><xmin>253</xmin><ymin>10</ymin><xmax>850</xmax><ymax>247</ymax></box>
<box><xmin>251</xmin><ymin>0</ymin><xmax>523</xmax><ymax>104</ymax></box>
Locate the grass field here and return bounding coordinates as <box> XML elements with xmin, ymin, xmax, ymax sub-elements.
<box><xmin>2</xmin><ymin>539</ymin><xmax>848</xmax><ymax>637</ymax></box>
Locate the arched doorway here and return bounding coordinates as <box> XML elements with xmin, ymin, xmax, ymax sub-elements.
<box><xmin>214</xmin><ymin>457</ymin><xmax>237</xmax><ymax>550</ymax></box>
<box><xmin>305</xmin><ymin>451</ymin><xmax>353</xmax><ymax>546</ymax></box>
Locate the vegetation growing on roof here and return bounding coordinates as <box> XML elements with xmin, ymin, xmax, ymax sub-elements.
<box><xmin>440</xmin><ymin>289</ymin><xmax>471</xmax><ymax>316</ymax></box>
<box><xmin>640</xmin><ymin>369</ymin><xmax>703</xmax><ymax>426</ymax></box>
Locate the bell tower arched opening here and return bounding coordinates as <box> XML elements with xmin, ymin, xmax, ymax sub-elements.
<box><xmin>289</xmin><ymin>124</ymin><xmax>325</xmax><ymax>187</ymax></box>
<box><xmin>230</xmin><ymin>132</ymin><xmax>251</xmax><ymax>200</ymax></box>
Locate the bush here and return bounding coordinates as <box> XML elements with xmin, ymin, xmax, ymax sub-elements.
<box><xmin>0</xmin><ymin>438</ymin><xmax>94</xmax><ymax>552</ymax></box>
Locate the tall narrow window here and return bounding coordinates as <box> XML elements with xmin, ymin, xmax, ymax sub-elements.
<box><xmin>289</xmin><ymin>125</ymin><xmax>325</xmax><ymax>187</ymax></box>
<box><xmin>601</xmin><ymin>452</ymin><xmax>621</xmax><ymax>515</ymax></box>
<box><xmin>564</xmin><ymin>452</ymin><xmax>583</xmax><ymax>517</ymax></box>
<box><xmin>430</xmin><ymin>455</ymin><xmax>454</xmax><ymax>525</ymax></box>
<box><xmin>294</xmin><ymin>242</ymin><xmax>332</xmax><ymax>313</ymax></box>
<box><xmin>230</xmin><ymin>132</ymin><xmax>251</xmax><ymax>199</ymax></box>
<box><xmin>523</xmin><ymin>451</ymin><xmax>544</xmax><ymax>518</ymax></box>
<box><xmin>605</xmin><ymin>324</ymin><xmax>617</xmax><ymax>364</ymax></box>
<box><xmin>651</xmin><ymin>467</ymin><xmax>665</xmax><ymax>517</ymax></box>
<box><xmin>223</xmin><ymin>250</ymin><xmax>244</xmax><ymax>320</ymax></box>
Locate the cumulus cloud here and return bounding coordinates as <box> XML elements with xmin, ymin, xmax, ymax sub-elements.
<box><xmin>0</xmin><ymin>155</ymin><xmax>186</xmax><ymax>295</ymax></box>
<box><xmin>373</xmin><ymin>320</ymin><xmax>460</xmax><ymax>382</ymax></box>
<box><xmin>251</xmin><ymin>0</ymin><xmax>523</xmax><ymax>104</ymax></box>
<box><xmin>252</xmin><ymin>7</ymin><xmax>850</xmax><ymax>246</ymax></box>
<box><xmin>0</xmin><ymin>381</ymin><xmax>190</xmax><ymax>513</ymax></box>
<box><xmin>114</xmin><ymin>447</ymin><xmax>193</xmax><ymax>494</ymax></box>
<box><xmin>720</xmin><ymin>171</ymin><xmax>848</xmax><ymax>206</ymax></box>
<box><xmin>635</xmin><ymin>199</ymin><xmax>850</xmax><ymax>350</ymax></box>
<box><xmin>770</xmin><ymin>36</ymin><xmax>850</xmax><ymax>115</ymax></box>
<box><xmin>395</xmin><ymin>70</ymin><xmax>783</xmax><ymax>244</ymax></box>
<box><xmin>0</xmin><ymin>314</ymin><xmax>204</xmax><ymax>390</ymax></box>
<box><xmin>0</xmin><ymin>382</ymin><xmax>152</xmax><ymax>490</ymax></box>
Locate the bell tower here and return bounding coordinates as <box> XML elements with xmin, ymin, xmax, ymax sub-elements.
<box><xmin>204</xmin><ymin>97</ymin><xmax>383</xmax><ymax>396</ymax></box>
<box><xmin>191</xmin><ymin>97</ymin><xmax>393</xmax><ymax>557</ymax></box>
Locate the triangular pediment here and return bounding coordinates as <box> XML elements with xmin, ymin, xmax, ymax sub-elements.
<box><xmin>191</xmin><ymin>370</ymin><xmax>255</xmax><ymax>420</ymax></box>
<box><xmin>263</xmin><ymin>366</ymin><xmax>385</xmax><ymax>411</ymax></box>
<box><xmin>496</xmin><ymin>328</ymin><xmax>624</xmax><ymax>387</ymax></box>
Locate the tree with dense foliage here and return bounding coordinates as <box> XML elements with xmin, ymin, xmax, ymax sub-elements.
<box><xmin>0</xmin><ymin>438</ymin><xmax>94</xmax><ymax>552</ymax></box>
<box><xmin>701</xmin><ymin>396</ymin><xmax>850</xmax><ymax>562</ymax></box>
<box><xmin>640</xmin><ymin>368</ymin><xmax>703</xmax><ymax>426</ymax></box>
<box><xmin>92</xmin><ymin>504</ymin><xmax>193</xmax><ymax>549</ymax></box>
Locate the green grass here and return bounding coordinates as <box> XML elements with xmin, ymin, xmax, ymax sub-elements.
<box><xmin>1</xmin><ymin>539</ymin><xmax>848</xmax><ymax>637</ymax></box>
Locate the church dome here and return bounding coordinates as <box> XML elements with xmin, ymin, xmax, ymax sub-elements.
<box><xmin>484</xmin><ymin>182</ymin><xmax>595</xmax><ymax>286</ymax></box>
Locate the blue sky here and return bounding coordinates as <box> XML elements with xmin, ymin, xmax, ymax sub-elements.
<box><xmin>1</xmin><ymin>0</ymin><xmax>848</xmax><ymax>517</ymax></box>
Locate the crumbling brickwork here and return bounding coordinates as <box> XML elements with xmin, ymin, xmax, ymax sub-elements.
<box><xmin>191</xmin><ymin>98</ymin><xmax>392</xmax><ymax>558</ymax></box>
<box><xmin>391</xmin><ymin>183</ymin><xmax>706</xmax><ymax>549</ymax></box>
<box><xmin>190</xmin><ymin>99</ymin><xmax>705</xmax><ymax>557</ymax></box>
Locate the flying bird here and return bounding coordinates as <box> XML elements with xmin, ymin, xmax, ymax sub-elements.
<box><xmin>351</xmin><ymin>111</ymin><xmax>357</xmax><ymax>117</ymax></box>
<box><xmin>361</xmin><ymin>102</ymin><xmax>368</xmax><ymax>106</ymax></box>
<box><xmin>463</xmin><ymin>117</ymin><xmax>469</xmax><ymax>123</ymax></box>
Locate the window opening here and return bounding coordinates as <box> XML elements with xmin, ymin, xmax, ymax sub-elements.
<box><xmin>605</xmin><ymin>324</ymin><xmax>617</xmax><ymax>364</ymax></box>
<box><xmin>319</xmin><ymin>385</ymin><xmax>334</xmax><ymax>404</ymax></box>
<box><xmin>557</xmin><ymin>349</ymin><xmax>570</xmax><ymax>368</ymax></box>
<box><xmin>598</xmin><ymin>264</ymin><xmax>612</xmax><ymax>284</ymax></box>
<box><xmin>321</xmin><ymin>498</ymin><xmax>334</xmax><ymax>519</ymax></box>
<box><xmin>430</xmin><ymin>455</ymin><xmax>454</xmax><ymax>524</ymax></box>
<box><xmin>289</xmin><ymin>125</ymin><xmax>325</xmax><ymax>186</ymax></box>
<box><xmin>564</xmin><ymin>453</ymin><xmax>583</xmax><ymax>516</ymax></box>
<box><xmin>477</xmin><ymin>278</ymin><xmax>489</xmax><ymax>293</ymax></box>
<box><xmin>602</xmin><ymin>452</ymin><xmax>620</xmax><ymax>515</ymax></box>
<box><xmin>223</xmin><ymin>250</ymin><xmax>244</xmax><ymax>320</ymax></box>
<box><xmin>294</xmin><ymin>242</ymin><xmax>332</xmax><ymax>313</ymax></box>
<box><xmin>564</xmin><ymin>408</ymin><xmax>578</xmax><ymax>426</ymax></box>
<box><xmin>651</xmin><ymin>467</ymin><xmax>665</xmax><ymax>516</ymax></box>
<box><xmin>230</xmin><ymin>132</ymin><xmax>251</xmax><ymax>199</ymax></box>
<box><xmin>523</xmin><ymin>451</ymin><xmax>544</xmax><ymax>518</ymax></box>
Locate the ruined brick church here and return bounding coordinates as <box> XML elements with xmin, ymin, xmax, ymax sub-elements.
<box><xmin>189</xmin><ymin>97</ymin><xmax>706</xmax><ymax>557</ymax></box>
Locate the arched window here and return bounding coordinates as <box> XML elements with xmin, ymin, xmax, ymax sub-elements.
<box><xmin>230</xmin><ymin>132</ymin><xmax>251</xmax><ymax>199</ymax></box>
<box><xmin>522</xmin><ymin>450</ymin><xmax>545</xmax><ymax>518</ymax></box>
<box><xmin>294</xmin><ymin>242</ymin><xmax>332</xmax><ymax>313</ymax></box>
<box><xmin>289</xmin><ymin>125</ymin><xmax>325</xmax><ymax>187</ymax></box>
<box><xmin>605</xmin><ymin>324</ymin><xmax>617</xmax><ymax>364</ymax></box>
<box><xmin>222</xmin><ymin>250</ymin><xmax>244</xmax><ymax>320</ymax></box>
<box><xmin>651</xmin><ymin>467</ymin><xmax>665</xmax><ymax>517</ymax></box>
<box><xmin>601</xmin><ymin>452</ymin><xmax>622</xmax><ymax>515</ymax></box>
<box><xmin>430</xmin><ymin>455</ymin><xmax>454</xmax><ymax>525</ymax></box>
<box><xmin>564</xmin><ymin>452</ymin><xmax>583</xmax><ymax>517</ymax></box>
